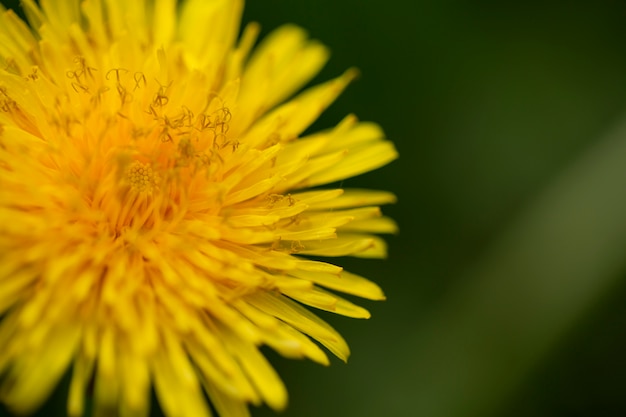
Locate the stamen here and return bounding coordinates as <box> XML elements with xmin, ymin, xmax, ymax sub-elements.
<box><xmin>126</xmin><ymin>161</ymin><xmax>160</xmax><ymax>193</ymax></box>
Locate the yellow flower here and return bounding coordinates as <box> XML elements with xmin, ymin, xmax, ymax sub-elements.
<box><xmin>0</xmin><ymin>0</ymin><xmax>398</xmax><ymax>416</ymax></box>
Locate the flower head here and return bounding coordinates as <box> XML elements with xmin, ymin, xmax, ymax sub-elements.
<box><xmin>0</xmin><ymin>1</ymin><xmax>398</xmax><ymax>416</ymax></box>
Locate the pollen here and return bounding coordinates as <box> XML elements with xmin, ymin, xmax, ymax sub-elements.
<box><xmin>126</xmin><ymin>161</ymin><xmax>159</xmax><ymax>193</ymax></box>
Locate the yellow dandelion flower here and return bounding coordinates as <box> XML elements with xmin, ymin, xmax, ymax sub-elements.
<box><xmin>0</xmin><ymin>0</ymin><xmax>398</xmax><ymax>416</ymax></box>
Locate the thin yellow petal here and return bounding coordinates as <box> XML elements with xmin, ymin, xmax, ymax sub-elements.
<box><xmin>290</xmin><ymin>267</ymin><xmax>386</xmax><ymax>301</ymax></box>
<box><xmin>307</xmin><ymin>188</ymin><xmax>397</xmax><ymax>209</ymax></box>
<box><xmin>152</xmin><ymin>0</ymin><xmax>177</xmax><ymax>46</ymax></box>
<box><xmin>189</xmin><ymin>338</ymin><xmax>260</xmax><ymax>404</ymax></box>
<box><xmin>297</xmin><ymin>235</ymin><xmax>378</xmax><ymax>257</ymax></box>
<box><xmin>1</xmin><ymin>324</ymin><xmax>80</xmax><ymax>415</ymax></box>
<box><xmin>238</xmin><ymin>25</ymin><xmax>330</xmax><ymax>127</ymax></box>
<box><xmin>307</xmin><ymin>141</ymin><xmax>399</xmax><ymax>187</ymax></box>
<box><xmin>233</xmin><ymin>300</ymin><xmax>329</xmax><ymax>364</ymax></box>
<box><xmin>152</xmin><ymin>348</ymin><xmax>212</xmax><ymax>417</ymax></box>
<box><xmin>81</xmin><ymin>0</ymin><xmax>107</xmax><ymax>47</ymax></box>
<box><xmin>240</xmin><ymin>68</ymin><xmax>358</xmax><ymax>147</ymax></box>
<box><xmin>205</xmin><ymin>382</ymin><xmax>251</xmax><ymax>417</ymax></box>
<box><xmin>179</xmin><ymin>0</ymin><xmax>242</xmax><ymax>68</ymax></box>
<box><xmin>20</xmin><ymin>0</ymin><xmax>46</xmax><ymax>32</ymax></box>
<box><xmin>282</xmin><ymin>286</ymin><xmax>371</xmax><ymax>319</ymax></box>
<box><xmin>246</xmin><ymin>292</ymin><xmax>351</xmax><ymax>362</ymax></box>
<box><xmin>40</xmin><ymin>0</ymin><xmax>80</xmax><ymax>32</ymax></box>
<box><xmin>219</xmin><ymin>324</ymin><xmax>288</xmax><ymax>411</ymax></box>
<box><xmin>1</xmin><ymin>9</ymin><xmax>38</xmax><ymax>53</ymax></box>
<box><xmin>341</xmin><ymin>216</ymin><xmax>399</xmax><ymax>234</ymax></box>
<box><xmin>67</xmin><ymin>352</ymin><xmax>95</xmax><ymax>417</ymax></box>
<box><xmin>119</xmin><ymin>352</ymin><xmax>150</xmax><ymax>417</ymax></box>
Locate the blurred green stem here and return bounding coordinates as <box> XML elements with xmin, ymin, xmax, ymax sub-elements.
<box><xmin>411</xmin><ymin>116</ymin><xmax>626</xmax><ymax>417</ymax></box>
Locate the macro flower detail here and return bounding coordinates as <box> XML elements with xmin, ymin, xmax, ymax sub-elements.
<box><xmin>0</xmin><ymin>0</ymin><xmax>398</xmax><ymax>416</ymax></box>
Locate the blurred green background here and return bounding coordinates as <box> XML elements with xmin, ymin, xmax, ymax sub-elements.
<box><xmin>4</xmin><ymin>0</ymin><xmax>626</xmax><ymax>416</ymax></box>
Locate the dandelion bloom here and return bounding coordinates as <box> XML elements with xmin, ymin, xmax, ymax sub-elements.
<box><xmin>0</xmin><ymin>0</ymin><xmax>397</xmax><ymax>416</ymax></box>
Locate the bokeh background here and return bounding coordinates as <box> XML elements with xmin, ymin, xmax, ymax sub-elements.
<box><xmin>3</xmin><ymin>0</ymin><xmax>626</xmax><ymax>416</ymax></box>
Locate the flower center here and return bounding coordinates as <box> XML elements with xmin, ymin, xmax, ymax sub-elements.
<box><xmin>126</xmin><ymin>161</ymin><xmax>159</xmax><ymax>194</ymax></box>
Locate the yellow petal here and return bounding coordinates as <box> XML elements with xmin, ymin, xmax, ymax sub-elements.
<box><xmin>240</xmin><ymin>68</ymin><xmax>358</xmax><ymax>147</ymax></box>
<box><xmin>218</xmin><ymin>324</ymin><xmax>288</xmax><ymax>411</ymax></box>
<box><xmin>238</xmin><ymin>25</ymin><xmax>330</xmax><ymax>129</ymax></box>
<box><xmin>179</xmin><ymin>0</ymin><xmax>242</xmax><ymax>69</ymax></box>
<box><xmin>119</xmin><ymin>351</ymin><xmax>150</xmax><ymax>416</ymax></box>
<box><xmin>307</xmin><ymin>141</ymin><xmax>399</xmax><ymax>187</ymax></box>
<box><xmin>1</xmin><ymin>324</ymin><xmax>80</xmax><ymax>415</ymax></box>
<box><xmin>290</xmin><ymin>267</ymin><xmax>386</xmax><ymax>301</ymax></box>
<box><xmin>282</xmin><ymin>286</ymin><xmax>371</xmax><ymax>319</ymax></box>
<box><xmin>246</xmin><ymin>292</ymin><xmax>350</xmax><ymax>362</ymax></box>
<box><xmin>205</xmin><ymin>382</ymin><xmax>251</xmax><ymax>417</ymax></box>
<box><xmin>152</xmin><ymin>347</ymin><xmax>212</xmax><ymax>417</ymax></box>
<box><xmin>67</xmin><ymin>352</ymin><xmax>95</xmax><ymax>417</ymax></box>
<box><xmin>152</xmin><ymin>0</ymin><xmax>177</xmax><ymax>46</ymax></box>
<box><xmin>341</xmin><ymin>216</ymin><xmax>399</xmax><ymax>234</ymax></box>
